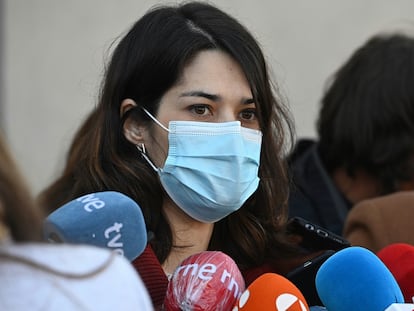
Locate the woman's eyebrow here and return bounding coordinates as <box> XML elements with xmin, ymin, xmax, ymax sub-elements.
<box><xmin>180</xmin><ymin>91</ymin><xmax>254</xmax><ymax>105</ymax></box>
<box><xmin>243</xmin><ymin>98</ymin><xmax>255</xmax><ymax>105</ymax></box>
<box><xmin>180</xmin><ymin>91</ymin><xmax>220</xmax><ymax>101</ymax></box>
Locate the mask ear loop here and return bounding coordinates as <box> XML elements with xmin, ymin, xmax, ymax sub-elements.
<box><xmin>137</xmin><ymin>107</ymin><xmax>169</xmax><ymax>172</ymax></box>
<box><xmin>141</xmin><ymin>108</ymin><xmax>170</xmax><ymax>133</ymax></box>
<box><xmin>136</xmin><ymin>143</ymin><xmax>159</xmax><ymax>172</ymax></box>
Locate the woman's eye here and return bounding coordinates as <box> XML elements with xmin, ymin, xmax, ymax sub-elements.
<box><xmin>240</xmin><ymin>109</ymin><xmax>257</xmax><ymax>120</ymax></box>
<box><xmin>190</xmin><ymin>105</ymin><xmax>210</xmax><ymax>116</ymax></box>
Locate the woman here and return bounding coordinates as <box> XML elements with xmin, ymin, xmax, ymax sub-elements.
<box><xmin>39</xmin><ymin>1</ymin><xmax>316</xmax><ymax>308</ymax></box>
<box><xmin>0</xmin><ymin>131</ymin><xmax>153</xmax><ymax>310</ymax></box>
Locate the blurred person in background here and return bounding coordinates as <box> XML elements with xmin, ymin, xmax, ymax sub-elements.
<box><xmin>0</xmin><ymin>131</ymin><xmax>153</xmax><ymax>310</ymax></box>
<box><xmin>288</xmin><ymin>32</ymin><xmax>414</xmax><ymax>236</ymax></box>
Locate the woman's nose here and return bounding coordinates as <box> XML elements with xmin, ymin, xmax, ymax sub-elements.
<box><xmin>216</xmin><ymin>109</ymin><xmax>237</xmax><ymax>123</ymax></box>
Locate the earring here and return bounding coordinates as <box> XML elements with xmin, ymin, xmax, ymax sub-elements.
<box><xmin>136</xmin><ymin>143</ymin><xmax>159</xmax><ymax>172</ymax></box>
<box><xmin>136</xmin><ymin>143</ymin><xmax>146</xmax><ymax>154</ymax></box>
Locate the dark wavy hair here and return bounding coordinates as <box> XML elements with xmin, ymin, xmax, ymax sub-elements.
<box><xmin>318</xmin><ymin>33</ymin><xmax>414</xmax><ymax>193</ymax></box>
<box><xmin>38</xmin><ymin>1</ymin><xmax>297</xmax><ymax>269</ymax></box>
<box><xmin>0</xmin><ymin>132</ymin><xmax>43</xmax><ymax>242</ymax></box>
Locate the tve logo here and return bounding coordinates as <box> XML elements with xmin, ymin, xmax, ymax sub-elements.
<box><xmin>76</xmin><ymin>193</ymin><xmax>106</xmax><ymax>212</ymax></box>
<box><xmin>76</xmin><ymin>193</ymin><xmax>125</xmax><ymax>255</ymax></box>
<box><xmin>45</xmin><ymin>191</ymin><xmax>147</xmax><ymax>261</ymax></box>
<box><xmin>104</xmin><ymin>222</ymin><xmax>124</xmax><ymax>256</ymax></box>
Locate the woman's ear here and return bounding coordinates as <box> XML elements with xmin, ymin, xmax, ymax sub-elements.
<box><xmin>120</xmin><ymin>98</ymin><xmax>144</xmax><ymax>145</ymax></box>
<box><xmin>120</xmin><ymin>98</ymin><xmax>137</xmax><ymax>117</ymax></box>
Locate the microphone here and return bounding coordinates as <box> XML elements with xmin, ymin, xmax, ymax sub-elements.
<box><xmin>384</xmin><ymin>303</ymin><xmax>414</xmax><ymax>310</ymax></box>
<box><xmin>44</xmin><ymin>191</ymin><xmax>169</xmax><ymax>309</ymax></box>
<box><xmin>233</xmin><ymin>273</ymin><xmax>309</xmax><ymax>311</ymax></box>
<box><xmin>377</xmin><ymin>243</ymin><xmax>414</xmax><ymax>303</ymax></box>
<box><xmin>315</xmin><ymin>246</ymin><xmax>404</xmax><ymax>311</ymax></box>
<box><xmin>164</xmin><ymin>251</ymin><xmax>245</xmax><ymax>311</ymax></box>
<box><xmin>43</xmin><ymin>191</ymin><xmax>147</xmax><ymax>261</ymax></box>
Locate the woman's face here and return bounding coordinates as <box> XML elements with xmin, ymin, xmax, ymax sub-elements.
<box><xmin>145</xmin><ymin>49</ymin><xmax>258</xmax><ymax>168</ymax></box>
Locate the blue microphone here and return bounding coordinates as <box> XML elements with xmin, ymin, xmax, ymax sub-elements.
<box><xmin>315</xmin><ymin>246</ymin><xmax>404</xmax><ymax>311</ymax></box>
<box><xmin>43</xmin><ymin>191</ymin><xmax>147</xmax><ymax>261</ymax></box>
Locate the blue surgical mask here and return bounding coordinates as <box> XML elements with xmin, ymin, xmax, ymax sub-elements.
<box><xmin>138</xmin><ymin>108</ymin><xmax>262</xmax><ymax>223</ymax></box>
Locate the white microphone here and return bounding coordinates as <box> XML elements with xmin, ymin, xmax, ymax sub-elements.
<box><xmin>385</xmin><ymin>303</ymin><xmax>414</xmax><ymax>311</ymax></box>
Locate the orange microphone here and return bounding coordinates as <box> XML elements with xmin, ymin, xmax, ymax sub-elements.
<box><xmin>233</xmin><ymin>273</ymin><xmax>309</xmax><ymax>311</ymax></box>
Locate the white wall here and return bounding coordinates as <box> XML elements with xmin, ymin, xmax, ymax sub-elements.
<box><xmin>4</xmin><ymin>0</ymin><xmax>414</xmax><ymax>195</ymax></box>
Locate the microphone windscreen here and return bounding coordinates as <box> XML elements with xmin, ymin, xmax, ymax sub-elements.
<box><xmin>377</xmin><ymin>243</ymin><xmax>414</xmax><ymax>303</ymax></box>
<box><xmin>233</xmin><ymin>273</ymin><xmax>309</xmax><ymax>311</ymax></box>
<box><xmin>315</xmin><ymin>246</ymin><xmax>404</xmax><ymax>311</ymax></box>
<box><xmin>44</xmin><ymin>191</ymin><xmax>147</xmax><ymax>261</ymax></box>
<box><xmin>384</xmin><ymin>303</ymin><xmax>414</xmax><ymax>310</ymax></box>
<box><xmin>164</xmin><ymin>251</ymin><xmax>245</xmax><ymax>311</ymax></box>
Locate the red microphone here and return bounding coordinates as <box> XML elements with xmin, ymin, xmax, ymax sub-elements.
<box><xmin>377</xmin><ymin>243</ymin><xmax>414</xmax><ymax>303</ymax></box>
<box><xmin>164</xmin><ymin>251</ymin><xmax>245</xmax><ymax>311</ymax></box>
<box><xmin>233</xmin><ymin>273</ymin><xmax>309</xmax><ymax>311</ymax></box>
